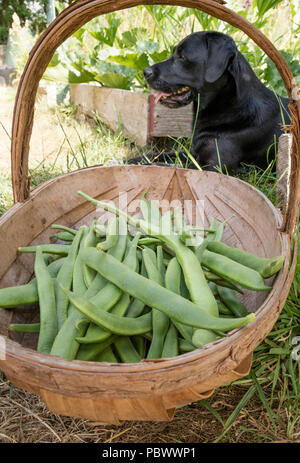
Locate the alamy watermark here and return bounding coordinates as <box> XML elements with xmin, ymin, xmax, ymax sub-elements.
<box><xmin>94</xmin><ymin>192</ymin><xmax>206</xmax><ymax>246</ymax></box>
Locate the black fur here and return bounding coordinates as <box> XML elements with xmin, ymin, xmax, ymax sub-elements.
<box><xmin>129</xmin><ymin>31</ymin><xmax>290</xmax><ymax>172</ymax></box>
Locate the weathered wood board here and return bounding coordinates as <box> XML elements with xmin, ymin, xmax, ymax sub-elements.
<box><xmin>148</xmin><ymin>93</ymin><xmax>194</xmax><ymax>138</ymax></box>
<box><xmin>70</xmin><ymin>84</ymin><xmax>194</xmax><ymax>146</ymax></box>
<box><xmin>70</xmin><ymin>84</ymin><xmax>149</xmax><ymax>146</ymax></box>
<box><xmin>276</xmin><ymin>133</ymin><xmax>292</xmax><ymax>208</ymax></box>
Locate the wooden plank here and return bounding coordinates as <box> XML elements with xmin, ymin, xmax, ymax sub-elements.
<box><xmin>70</xmin><ymin>84</ymin><xmax>149</xmax><ymax>146</ymax></box>
<box><xmin>276</xmin><ymin>133</ymin><xmax>292</xmax><ymax>209</ymax></box>
<box><xmin>69</xmin><ymin>83</ymin><xmax>94</xmax><ymax>112</ymax></box>
<box><xmin>149</xmin><ymin>92</ymin><xmax>194</xmax><ymax>138</ymax></box>
<box><xmin>69</xmin><ymin>84</ymin><xmax>195</xmax><ymax>146</ymax></box>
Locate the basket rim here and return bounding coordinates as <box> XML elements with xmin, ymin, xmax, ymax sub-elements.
<box><xmin>0</xmin><ymin>165</ymin><xmax>294</xmax><ymax>376</ymax></box>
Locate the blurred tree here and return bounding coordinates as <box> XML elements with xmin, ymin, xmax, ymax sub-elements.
<box><xmin>0</xmin><ymin>1</ymin><xmax>49</xmax><ymax>43</ymax></box>
<box><xmin>47</xmin><ymin>0</ymin><xmax>56</xmax><ymax>24</ymax></box>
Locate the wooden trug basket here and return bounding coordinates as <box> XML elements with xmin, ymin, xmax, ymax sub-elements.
<box><xmin>0</xmin><ymin>0</ymin><xmax>299</xmax><ymax>425</ymax></box>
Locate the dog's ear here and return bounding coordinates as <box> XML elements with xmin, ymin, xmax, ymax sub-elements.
<box><xmin>205</xmin><ymin>34</ymin><xmax>237</xmax><ymax>84</ymax></box>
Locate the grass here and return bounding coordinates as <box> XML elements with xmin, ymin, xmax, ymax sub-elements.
<box><xmin>0</xmin><ymin>94</ymin><xmax>299</xmax><ymax>443</ymax></box>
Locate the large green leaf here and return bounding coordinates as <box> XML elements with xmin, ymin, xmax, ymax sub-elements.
<box><xmin>135</xmin><ymin>40</ymin><xmax>160</xmax><ymax>55</ymax></box>
<box><xmin>94</xmin><ymin>72</ymin><xmax>133</xmax><ymax>90</ymax></box>
<box><xmin>91</xmin><ymin>60</ymin><xmax>135</xmax><ymax>77</ymax></box>
<box><xmin>88</xmin><ymin>12</ymin><xmax>123</xmax><ymax>46</ymax></box>
<box><xmin>43</xmin><ymin>63</ymin><xmax>96</xmax><ymax>84</ymax></box>
<box><xmin>73</xmin><ymin>28</ymin><xmax>86</xmax><ymax>44</ymax></box>
<box><xmin>262</xmin><ymin>51</ymin><xmax>300</xmax><ymax>97</ymax></box>
<box><xmin>48</xmin><ymin>52</ymin><xmax>60</xmax><ymax>68</ymax></box>
<box><xmin>190</xmin><ymin>9</ymin><xmax>220</xmax><ymax>30</ymax></box>
<box><xmin>255</xmin><ymin>0</ymin><xmax>284</xmax><ymax>17</ymax></box>
<box><xmin>120</xmin><ymin>28</ymin><xmax>149</xmax><ymax>48</ymax></box>
<box><xmin>149</xmin><ymin>50</ymin><xmax>169</xmax><ymax>64</ymax></box>
<box><xmin>97</xmin><ymin>47</ymin><xmax>150</xmax><ymax>71</ymax></box>
<box><xmin>90</xmin><ymin>60</ymin><xmax>136</xmax><ymax>89</ymax></box>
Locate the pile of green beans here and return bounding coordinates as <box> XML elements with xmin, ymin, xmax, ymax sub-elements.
<box><xmin>0</xmin><ymin>191</ymin><xmax>285</xmax><ymax>363</ymax></box>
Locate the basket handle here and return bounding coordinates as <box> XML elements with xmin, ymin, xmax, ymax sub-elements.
<box><xmin>11</xmin><ymin>0</ymin><xmax>300</xmax><ymax>236</ymax></box>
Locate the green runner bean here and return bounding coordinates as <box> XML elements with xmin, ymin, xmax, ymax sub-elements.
<box><xmin>132</xmin><ymin>335</ymin><xmax>147</xmax><ymax>358</ymax></box>
<box><xmin>179</xmin><ymin>338</ymin><xmax>197</xmax><ymax>353</ymax></box>
<box><xmin>206</xmin><ymin>217</ymin><xmax>217</xmax><ymax>241</ymax></box>
<box><xmin>217</xmin><ymin>286</ymin><xmax>248</xmax><ymax>317</ymax></box>
<box><xmin>114</xmin><ymin>337</ymin><xmax>142</xmax><ymax>363</ymax></box>
<box><xmin>125</xmin><ymin>298</ymin><xmax>146</xmax><ymax>318</ymax></box>
<box><xmin>143</xmin><ymin>247</ymin><xmax>169</xmax><ymax>359</ymax></box>
<box><xmin>34</xmin><ymin>247</ymin><xmax>58</xmax><ymax>353</ymax></box>
<box><xmin>62</xmin><ymin>287</ymin><xmax>153</xmax><ymax>335</ymax></box>
<box><xmin>8</xmin><ymin>323</ymin><xmax>40</xmax><ymax>333</ymax></box>
<box><xmin>206</xmin><ymin>241</ymin><xmax>284</xmax><ymax>278</ymax></box>
<box><xmin>76</xmin><ymin>335</ymin><xmax>118</xmax><ymax>361</ymax></box>
<box><xmin>161</xmin><ymin>323</ymin><xmax>178</xmax><ymax>358</ymax></box>
<box><xmin>50</xmin><ymin>224</ymin><xmax>77</xmax><ymax>235</ymax></box>
<box><xmin>81</xmin><ymin>220</ymin><xmax>98</xmax><ymax>287</ymax></box>
<box><xmin>85</xmin><ymin>217</ymin><xmax>128</xmax><ymax>297</ymax></box>
<box><xmin>55</xmin><ymin>227</ymin><xmax>85</xmax><ymax>329</ymax></box>
<box><xmin>76</xmin><ymin>232</ymin><xmax>141</xmax><ymax>345</ymax></box>
<box><xmin>18</xmin><ymin>244</ymin><xmax>71</xmax><ymax>256</ymax></box>
<box><xmin>165</xmin><ymin>257</ymin><xmax>193</xmax><ymax>342</ymax></box>
<box><xmin>192</xmin><ymin>328</ymin><xmax>220</xmax><ymax>348</ymax></box>
<box><xmin>201</xmin><ymin>250</ymin><xmax>271</xmax><ymax>291</ymax></box>
<box><xmin>0</xmin><ymin>279</ymin><xmax>38</xmax><ymax>308</ymax></box>
<box><xmin>96</xmin><ymin>346</ymin><xmax>118</xmax><ymax>363</ymax></box>
<box><xmin>217</xmin><ymin>301</ymin><xmax>233</xmax><ymax>315</ymax></box>
<box><xmin>50</xmin><ymin>231</ymin><xmax>74</xmax><ymax>242</ymax></box>
<box><xmin>140</xmin><ymin>192</ymin><xmax>161</xmax><ymax>227</ymax></box>
<box><xmin>0</xmin><ymin>257</ymin><xmax>65</xmax><ymax>309</ymax></box>
<box><xmin>80</xmin><ymin>247</ymin><xmax>256</xmax><ymax>331</ymax></box>
<box><xmin>204</xmin><ymin>271</ymin><xmax>244</xmax><ymax>294</ymax></box>
<box><xmin>76</xmin><ymin>293</ymin><xmax>131</xmax><ymax>344</ymax></box>
<box><xmin>97</xmin><ymin>217</ymin><xmax>119</xmax><ymax>251</ymax></box>
<box><xmin>94</xmin><ymin>219</ymin><xmax>107</xmax><ymax>237</ymax></box>
<box><xmin>50</xmin><ymin>229</ymin><xmax>89</xmax><ymax>360</ymax></box>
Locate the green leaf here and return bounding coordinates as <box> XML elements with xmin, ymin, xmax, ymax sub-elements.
<box><xmin>269</xmin><ymin>347</ymin><xmax>290</xmax><ymax>356</ymax></box>
<box><xmin>256</xmin><ymin>0</ymin><xmax>285</xmax><ymax>18</ymax></box>
<box><xmin>43</xmin><ymin>64</ymin><xmax>69</xmax><ymax>83</ymax></box>
<box><xmin>250</xmin><ymin>370</ymin><xmax>280</xmax><ymax>431</ymax></box>
<box><xmin>214</xmin><ymin>385</ymin><xmax>257</xmax><ymax>442</ymax></box>
<box><xmin>67</xmin><ymin>69</ymin><xmax>96</xmax><ymax>85</ymax></box>
<box><xmin>200</xmin><ymin>399</ymin><xmax>225</xmax><ymax>426</ymax></box>
<box><xmin>95</xmin><ymin>72</ymin><xmax>133</xmax><ymax>90</ymax></box>
<box><xmin>120</xmin><ymin>28</ymin><xmax>149</xmax><ymax>48</ymax></box>
<box><xmin>262</xmin><ymin>51</ymin><xmax>300</xmax><ymax>97</ymax></box>
<box><xmin>190</xmin><ymin>9</ymin><xmax>220</xmax><ymax>30</ymax></box>
<box><xmin>48</xmin><ymin>52</ymin><xmax>60</xmax><ymax>68</ymax></box>
<box><xmin>149</xmin><ymin>50</ymin><xmax>169</xmax><ymax>64</ymax></box>
<box><xmin>88</xmin><ymin>12</ymin><xmax>123</xmax><ymax>47</ymax></box>
<box><xmin>73</xmin><ymin>28</ymin><xmax>86</xmax><ymax>44</ymax></box>
<box><xmin>98</xmin><ymin>47</ymin><xmax>150</xmax><ymax>71</ymax></box>
<box><xmin>136</xmin><ymin>40</ymin><xmax>160</xmax><ymax>55</ymax></box>
<box><xmin>43</xmin><ymin>64</ymin><xmax>96</xmax><ymax>84</ymax></box>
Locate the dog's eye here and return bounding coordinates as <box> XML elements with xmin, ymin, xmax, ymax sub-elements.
<box><xmin>179</xmin><ymin>55</ymin><xmax>186</xmax><ymax>61</ymax></box>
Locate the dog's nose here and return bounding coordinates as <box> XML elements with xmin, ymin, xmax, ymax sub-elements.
<box><xmin>143</xmin><ymin>67</ymin><xmax>153</xmax><ymax>80</ymax></box>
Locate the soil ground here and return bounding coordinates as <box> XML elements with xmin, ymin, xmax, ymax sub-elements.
<box><xmin>0</xmin><ymin>376</ymin><xmax>296</xmax><ymax>443</ymax></box>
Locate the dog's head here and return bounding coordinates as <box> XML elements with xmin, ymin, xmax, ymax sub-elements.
<box><xmin>144</xmin><ymin>31</ymin><xmax>238</xmax><ymax>108</ymax></box>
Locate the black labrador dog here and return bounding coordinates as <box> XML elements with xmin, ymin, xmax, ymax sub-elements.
<box><xmin>130</xmin><ymin>31</ymin><xmax>290</xmax><ymax>172</ymax></box>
